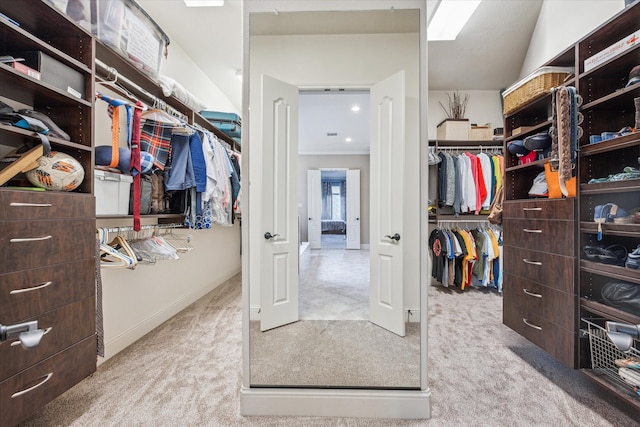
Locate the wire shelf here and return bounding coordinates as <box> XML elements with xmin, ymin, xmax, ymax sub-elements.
<box><xmin>582</xmin><ymin>318</ymin><xmax>640</xmax><ymax>399</ymax></box>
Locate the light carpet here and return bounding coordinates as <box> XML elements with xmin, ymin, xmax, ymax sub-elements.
<box><xmin>18</xmin><ymin>274</ymin><xmax>639</xmax><ymax>426</ymax></box>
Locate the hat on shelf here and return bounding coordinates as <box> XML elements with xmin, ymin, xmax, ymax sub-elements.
<box><xmin>523</xmin><ymin>131</ymin><xmax>552</xmax><ymax>151</ymax></box>
<box><xmin>95</xmin><ymin>146</ymin><xmax>155</xmax><ymax>175</ymax></box>
<box><xmin>507</xmin><ymin>139</ymin><xmax>530</xmax><ymax>156</ymax></box>
<box><xmin>528</xmin><ymin>171</ymin><xmax>548</xmax><ymax>197</ymax></box>
<box><xmin>626</xmin><ymin>65</ymin><xmax>640</xmax><ymax>88</ymax></box>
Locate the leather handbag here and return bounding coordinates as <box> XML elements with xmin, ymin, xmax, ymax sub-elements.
<box><xmin>487</xmin><ymin>185</ymin><xmax>504</xmax><ymax>225</ymax></box>
<box><xmin>544</xmin><ymin>162</ymin><xmax>576</xmax><ymax>199</ymax></box>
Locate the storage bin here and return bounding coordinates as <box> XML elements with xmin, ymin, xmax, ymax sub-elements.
<box><xmin>502</xmin><ymin>66</ymin><xmax>574</xmax><ymax>115</ymax></box>
<box><xmin>436</xmin><ymin>119</ymin><xmax>469</xmax><ymax>141</ymax></box>
<box><xmin>94</xmin><ymin>0</ymin><xmax>170</xmax><ymax>79</ymax></box>
<box><xmin>94</xmin><ymin>169</ymin><xmax>133</xmax><ymax>215</ymax></box>
<box><xmin>8</xmin><ymin>50</ymin><xmax>85</xmax><ymax>98</ymax></box>
<box><xmin>469</xmin><ymin>125</ymin><xmax>493</xmax><ymax>140</ymax></box>
<box><xmin>201</xmin><ymin>110</ymin><xmax>242</xmax><ymax>139</ymax></box>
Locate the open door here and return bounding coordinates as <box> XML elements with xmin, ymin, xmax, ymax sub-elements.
<box><xmin>369</xmin><ymin>70</ymin><xmax>405</xmax><ymax>337</ymax></box>
<box><xmin>346</xmin><ymin>169</ymin><xmax>361</xmax><ymax>249</ymax></box>
<box><xmin>259</xmin><ymin>75</ymin><xmax>300</xmax><ymax>332</ymax></box>
<box><xmin>307</xmin><ymin>169</ymin><xmax>322</xmax><ymax>249</ymax></box>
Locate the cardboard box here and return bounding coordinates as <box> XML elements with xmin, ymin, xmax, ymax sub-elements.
<box><xmin>10</xmin><ymin>50</ymin><xmax>85</xmax><ymax>98</ymax></box>
<box><xmin>94</xmin><ymin>169</ymin><xmax>133</xmax><ymax>215</ymax></box>
<box><xmin>436</xmin><ymin>119</ymin><xmax>469</xmax><ymax>140</ymax></box>
<box><xmin>512</xmin><ymin>126</ymin><xmax>534</xmax><ymax>136</ymax></box>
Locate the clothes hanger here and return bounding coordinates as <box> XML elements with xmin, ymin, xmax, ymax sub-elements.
<box><xmin>97</xmin><ymin>228</ymin><xmax>135</xmax><ymax>269</ymax></box>
<box><xmin>108</xmin><ymin>231</ymin><xmax>138</xmax><ymax>269</ymax></box>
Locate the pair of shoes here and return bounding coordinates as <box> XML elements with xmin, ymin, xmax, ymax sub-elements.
<box><xmin>626</xmin><ymin>244</ymin><xmax>640</xmax><ymax>269</ymax></box>
<box><xmin>583</xmin><ymin>244</ymin><xmax>627</xmax><ymax>266</ymax></box>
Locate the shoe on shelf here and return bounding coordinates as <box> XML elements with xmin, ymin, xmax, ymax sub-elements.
<box><xmin>615</xmin><ymin>356</ymin><xmax>640</xmax><ymax>369</ymax></box>
<box><xmin>625</xmin><ymin>244</ymin><xmax>640</xmax><ymax>269</ymax></box>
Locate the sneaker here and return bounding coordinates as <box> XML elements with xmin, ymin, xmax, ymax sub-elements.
<box><xmin>625</xmin><ymin>244</ymin><xmax>640</xmax><ymax>269</ymax></box>
<box><xmin>615</xmin><ymin>356</ymin><xmax>640</xmax><ymax>369</ymax></box>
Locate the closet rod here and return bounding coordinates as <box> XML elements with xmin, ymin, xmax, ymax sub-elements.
<box><xmin>437</xmin><ymin>146</ymin><xmax>503</xmax><ymax>151</ymax></box>
<box><xmin>95</xmin><ymin>58</ymin><xmax>187</xmax><ymax>121</ymax></box>
<box><xmin>104</xmin><ymin>223</ymin><xmax>185</xmax><ymax>233</ymax></box>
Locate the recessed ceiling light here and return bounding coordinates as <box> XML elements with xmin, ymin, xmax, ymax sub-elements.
<box><xmin>345</xmin><ymin>137</ymin><xmax>352</xmax><ymax>143</ymax></box>
<box><xmin>351</xmin><ymin>105</ymin><xmax>360</xmax><ymax>112</ymax></box>
<box><xmin>428</xmin><ymin>0</ymin><xmax>481</xmax><ymax>41</ymax></box>
<box><xmin>184</xmin><ymin>0</ymin><xmax>224</xmax><ymax>7</ymax></box>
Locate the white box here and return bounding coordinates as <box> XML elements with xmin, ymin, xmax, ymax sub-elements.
<box><xmin>94</xmin><ymin>169</ymin><xmax>133</xmax><ymax>215</ymax></box>
<box><xmin>436</xmin><ymin>119</ymin><xmax>469</xmax><ymax>140</ymax></box>
<box><xmin>584</xmin><ymin>29</ymin><xmax>640</xmax><ymax>72</ymax></box>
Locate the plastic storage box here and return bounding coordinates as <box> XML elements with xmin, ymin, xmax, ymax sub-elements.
<box><xmin>94</xmin><ymin>169</ymin><xmax>133</xmax><ymax>215</ymax></box>
<box><xmin>95</xmin><ymin>0</ymin><xmax>170</xmax><ymax>79</ymax></box>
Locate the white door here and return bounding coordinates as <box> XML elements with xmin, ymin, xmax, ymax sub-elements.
<box><xmin>307</xmin><ymin>169</ymin><xmax>322</xmax><ymax>249</ymax></box>
<box><xmin>369</xmin><ymin>71</ymin><xmax>405</xmax><ymax>337</ymax></box>
<box><xmin>259</xmin><ymin>75</ymin><xmax>299</xmax><ymax>332</ymax></box>
<box><xmin>346</xmin><ymin>169</ymin><xmax>361</xmax><ymax>250</ymax></box>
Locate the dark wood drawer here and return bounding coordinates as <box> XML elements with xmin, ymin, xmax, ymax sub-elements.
<box><xmin>0</xmin><ymin>297</ymin><xmax>95</xmax><ymax>381</ymax></box>
<box><xmin>503</xmin><ymin>299</ymin><xmax>577</xmax><ymax>368</ymax></box>
<box><xmin>0</xmin><ymin>219</ymin><xmax>94</xmax><ymax>273</ymax></box>
<box><xmin>503</xmin><ymin>198</ymin><xmax>575</xmax><ymax>220</ymax></box>
<box><xmin>503</xmin><ymin>218</ymin><xmax>574</xmax><ymax>256</ymax></box>
<box><xmin>504</xmin><ymin>273</ymin><xmax>576</xmax><ymax>331</ymax></box>
<box><xmin>0</xmin><ymin>335</ymin><xmax>96</xmax><ymax>427</ymax></box>
<box><xmin>0</xmin><ymin>190</ymin><xmax>94</xmax><ymax>220</ymax></box>
<box><xmin>0</xmin><ymin>258</ymin><xmax>94</xmax><ymax>323</ymax></box>
<box><xmin>503</xmin><ymin>246</ymin><xmax>575</xmax><ymax>294</ymax></box>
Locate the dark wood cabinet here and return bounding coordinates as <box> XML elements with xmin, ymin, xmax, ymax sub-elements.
<box><xmin>503</xmin><ymin>2</ymin><xmax>640</xmax><ymax>411</ymax></box>
<box><xmin>0</xmin><ymin>2</ymin><xmax>97</xmax><ymax>425</ymax></box>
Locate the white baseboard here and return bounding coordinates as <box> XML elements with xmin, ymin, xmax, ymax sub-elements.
<box><xmin>240</xmin><ymin>387</ymin><xmax>431</xmax><ymax>419</ymax></box>
<box><xmin>101</xmin><ymin>269</ymin><xmax>241</xmax><ymax>364</ymax></box>
<box><xmin>360</xmin><ymin>243</ymin><xmax>370</xmax><ymax>250</ymax></box>
<box><xmin>250</xmin><ymin>307</ymin><xmax>419</xmax><ymax>323</ymax></box>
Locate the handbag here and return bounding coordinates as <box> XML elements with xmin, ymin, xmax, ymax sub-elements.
<box><xmin>544</xmin><ymin>162</ymin><xmax>576</xmax><ymax>199</ymax></box>
<box><xmin>487</xmin><ymin>184</ymin><xmax>504</xmax><ymax>225</ymax></box>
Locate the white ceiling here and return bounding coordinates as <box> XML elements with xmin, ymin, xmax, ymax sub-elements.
<box><xmin>136</xmin><ymin>0</ymin><xmax>545</xmax><ymax>153</ymax></box>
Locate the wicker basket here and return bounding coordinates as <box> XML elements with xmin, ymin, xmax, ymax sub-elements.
<box><xmin>502</xmin><ymin>66</ymin><xmax>574</xmax><ymax>115</ymax></box>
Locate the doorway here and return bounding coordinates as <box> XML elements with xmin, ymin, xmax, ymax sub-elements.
<box><xmin>299</xmin><ymin>91</ymin><xmax>369</xmax><ymax>320</ymax></box>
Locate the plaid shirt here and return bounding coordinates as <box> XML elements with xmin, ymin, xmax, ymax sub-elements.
<box><xmin>140</xmin><ymin>119</ymin><xmax>173</xmax><ymax>170</ymax></box>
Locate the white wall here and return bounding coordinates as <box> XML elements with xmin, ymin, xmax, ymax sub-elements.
<box><xmin>298</xmin><ymin>154</ymin><xmax>370</xmax><ymax>244</ymax></box>
<box><xmin>520</xmin><ymin>0</ymin><xmax>625</xmax><ymax>78</ymax></box>
<box><xmin>96</xmin><ymin>37</ymin><xmax>241</xmax><ymax>364</ymax></box>
<box><xmin>428</xmin><ymin>90</ymin><xmax>504</xmax><ymax>140</ymax></box>
<box><xmin>248</xmin><ymin>31</ymin><xmax>421</xmax><ymax>316</ymax></box>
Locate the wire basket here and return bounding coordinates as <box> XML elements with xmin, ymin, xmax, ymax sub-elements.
<box><xmin>582</xmin><ymin>318</ymin><xmax>640</xmax><ymax>398</ymax></box>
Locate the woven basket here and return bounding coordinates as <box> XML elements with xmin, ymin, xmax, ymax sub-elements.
<box><xmin>503</xmin><ymin>67</ymin><xmax>574</xmax><ymax>115</ymax></box>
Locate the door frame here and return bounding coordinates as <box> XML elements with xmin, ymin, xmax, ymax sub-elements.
<box><xmin>241</xmin><ymin>0</ymin><xmax>429</xmax><ymax>419</ymax></box>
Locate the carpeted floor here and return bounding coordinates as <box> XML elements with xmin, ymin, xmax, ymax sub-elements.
<box><xmin>18</xmin><ymin>274</ymin><xmax>640</xmax><ymax>426</ymax></box>
<box><xmin>299</xmin><ymin>249</ymin><xmax>369</xmax><ymax>320</ymax></box>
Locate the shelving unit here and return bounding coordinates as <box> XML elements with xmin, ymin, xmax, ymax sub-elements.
<box><xmin>502</xmin><ymin>2</ymin><xmax>640</xmax><ymax>411</ymax></box>
<box><xmin>575</xmin><ymin>2</ymin><xmax>640</xmax><ymax>412</ymax></box>
<box><xmin>0</xmin><ymin>2</ymin><xmax>96</xmax><ymax>426</ymax></box>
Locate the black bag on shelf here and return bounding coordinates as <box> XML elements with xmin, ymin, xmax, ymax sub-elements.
<box><xmin>601</xmin><ymin>281</ymin><xmax>640</xmax><ymax>316</ymax></box>
<box><xmin>129</xmin><ymin>174</ymin><xmax>152</xmax><ymax>215</ymax></box>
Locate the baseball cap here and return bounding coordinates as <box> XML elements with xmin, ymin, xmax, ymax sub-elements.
<box><xmin>507</xmin><ymin>139</ymin><xmax>530</xmax><ymax>156</ymax></box>
<box><xmin>626</xmin><ymin>65</ymin><xmax>640</xmax><ymax>88</ymax></box>
<box><xmin>528</xmin><ymin>171</ymin><xmax>548</xmax><ymax>197</ymax></box>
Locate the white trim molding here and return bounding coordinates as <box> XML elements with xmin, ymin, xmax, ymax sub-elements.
<box><xmin>240</xmin><ymin>387</ymin><xmax>431</xmax><ymax>419</ymax></box>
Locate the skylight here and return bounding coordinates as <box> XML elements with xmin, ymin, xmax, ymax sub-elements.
<box><xmin>428</xmin><ymin>0</ymin><xmax>481</xmax><ymax>41</ymax></box>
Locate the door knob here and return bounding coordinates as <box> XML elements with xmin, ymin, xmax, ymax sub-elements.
<box><xmin>385</xmin><ymin>233</ymin><xmax>401</xmax><ymax>241</ymax></box>
<box><xmin>264</xmin><ymin>232</ymin><xmax>279</xmax><ymax>240</ymax></box>
<box><xmin>356</xmin><ymin>217</ymin><xmax>360</xmax><ymax>220</ymax></box>
<box><xmin>308</xmin><ymin>218</ymin><xmax>312</xmax><ymax>220</ymax></box>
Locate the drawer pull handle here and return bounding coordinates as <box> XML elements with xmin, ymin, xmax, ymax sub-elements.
<box><xmin>523</xmin><ymin>288</ymin><xmax>542</xmax><ymax>298</ymax></box>
<box><xmin>11</xmin><ymin>372</ymin><xmax>53</xmax><ymax>398</ymax></box>
<box><xmin>523</xmin><ymin>318</ymin><xmax>542</xmax><ymax>331</ymax></box>
<box><xmin>10</xmin><ymin>235</ymin><xmax>52</xmax><ymax>243</ymax></box>
<box><xmin>522</xmin><ymin>258</ymin><xmax>542</xmax><ymax>266</ymax></box>
<box><xmin>522</xmin><ymin>207</ymin><xmax>542</xmax><ymax>211</ymax></box>
<box><xmin>11</xmin><ymin>327</ymin><xmax>52</xmax><ymax>347</ymax></box>
<box><xmin>10</xmin><ymin>281</ymin><xmax>52</xmax><ymax>295</ymax></box>
<box><xmin>10</xmin><ymin>202</ymin><xmax>52</xmax><ymax>207</ymax></box>
<box><xmin>523</xmin><ymin>228</ymin><xmax>542</xmax><ymax>233</ymax></box>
